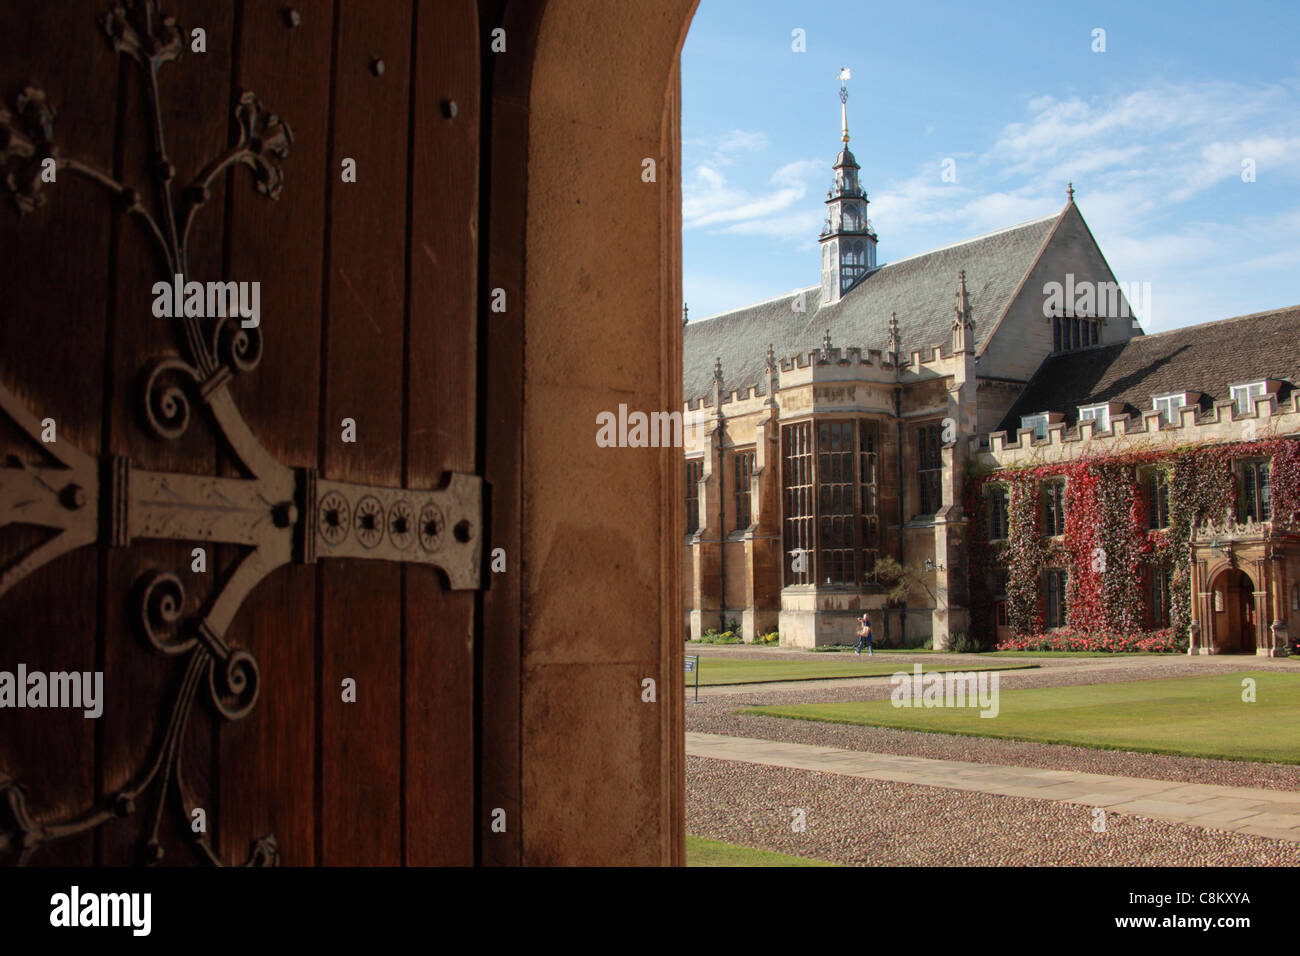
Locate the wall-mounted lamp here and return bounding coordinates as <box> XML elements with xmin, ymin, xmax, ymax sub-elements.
<box><xmin>924</xmin><ymin>558</ymin><xmax>946</xmax><ymax>573</ymax></box>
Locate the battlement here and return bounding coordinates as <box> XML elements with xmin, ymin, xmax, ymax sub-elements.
<box><xmin>684</xmin><ymin>335</ymin><xmax>971</xmax><ymax>413</ymax></box>
<box><xmin>684</xmin><ymin>383</ymin><xmax>769</xmax><ymax>413</ymax></box>
<box><xmin>777</xmin><ymin>345</ymin><xmax>890</xmax><ymax>372</ymax></box>
<box><xmin>980</xmin><ymin>392</ymin><xmax>1300</xmax><ymax>468</ymax></box>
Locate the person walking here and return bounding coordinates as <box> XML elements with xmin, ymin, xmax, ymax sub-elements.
<box><xmin>855</xmin><ymin>613</ymin><xmax>873</xmax><ymax>656</ymax></box>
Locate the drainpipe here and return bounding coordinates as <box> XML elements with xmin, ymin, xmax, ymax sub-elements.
<box><xmin>718</xmin><ymin>420</ymin><xmax>727</xmax><ymax>633</ymax></box>
<box><xmin>895</xmin><ymin>381</ymin><xmax>906</xmax><ymax>646</ymax></box>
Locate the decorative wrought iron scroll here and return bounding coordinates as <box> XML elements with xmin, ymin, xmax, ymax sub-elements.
<box><xmin>0</xmin><ymin>0</ymin><xmax>483</xmax><ymax>866</ymax></box>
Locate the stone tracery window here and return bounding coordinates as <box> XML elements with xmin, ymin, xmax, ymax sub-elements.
<box><xmin>917</xmin><ymin>423</ymin><xmax>943</xmax><ymax>516</ymax></box>
<box><xmin>782</xmin><ymin>422</ymin><xmax>815</xmax><ymax>585</ymax></box>
<box><xmin>1043</xmin><ymin>481</ymin><xmax>1066</xmax><ymax>537</ymax></box>
<box><xmin>987</xmin><ymin>484</ymin><xmax>1009</xmax><ymax>541</ymax></box>
<box><xmin>1146</xmin><ymin>470</ymin><xmax>1170</xmax><ymax>529</ymax></box>
<box><xmin>1240</xmin><ymin>459</ymin><xmax>1271</xmax><ymax>522</ymax></box>
<box><xmin>781</xmin><ymin>419</ymin><xmax>880</xmax><ymax>587</ymax></box>
<box><xmin>685</xmin><ymin>458</ymin><xmax>703</xmax><ymax>534</ymax></box>
<box><xmin>840</xmin><ymin>240</ymin><xmax>867</xmax><ymax>292</ymax></box>
<box><xmin>1044</xmin><ymin>569</ymin><xmax>1068</xmax><ymax>628</ymax></box>
<box><xmin>1149</xmin><ymin>566</ymin><xmax>1173</xmax><ymax>627</ymax></box>
<box><xmin>733</xmin><ymin>449</ymin><xmax>755</xmax><ymax>531</ymax></box>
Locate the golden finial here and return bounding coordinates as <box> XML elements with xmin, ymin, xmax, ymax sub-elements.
<box><xmin>838</xmin><ymin>67</ymin><xmax>851</xmax><ymax>144</ymax></box>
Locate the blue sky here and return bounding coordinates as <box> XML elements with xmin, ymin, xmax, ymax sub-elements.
<box><xmin>681</xmin><ymin>0</ymin><xmax>1300</xmax><ymax>332</ymax></box>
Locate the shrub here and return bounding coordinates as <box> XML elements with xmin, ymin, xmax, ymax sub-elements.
<box><xmin>754</xmin><ymin>630</ymin><xmax>779</xmax><ymax>646</ymax></box>
<box><xmin>995</xmin><ymin>628</ymin><xmax>1178</xmax><ymax>653</ymax></box>
<box><xmin>948</xmin><ymin>631</ymin><xmax>981</xmax><ymax>653</ymax></box>
<box><xmin>698</xmin><ymin>628</ymin><xmax>742</xmax><ymax>645</ymax></box>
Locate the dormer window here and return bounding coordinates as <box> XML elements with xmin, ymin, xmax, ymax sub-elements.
<box><xmin>1152</xmin><ymin>393</ymin><xmax>1185</xmax><ymax>425</ymax></box>
<box><xmin>1231</xmin><ymin>381</ymin><xmax>1268</xmax><ymax>416</ymax></box>
<box><xmin>1020</xmin><ymin>414</ymin><xmax>1050</xmax><ymax>440</ymax></box>
<box><xmin>1078</xmin><ymin>404</ymin><xmax>1110</xmax><ymax>431</ymax></box>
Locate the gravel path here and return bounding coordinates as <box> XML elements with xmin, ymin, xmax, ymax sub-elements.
<box><xmin>686</xmin><ymin>656</ymin><xmax>1300</xmax><ymax>792</ymax></box>
<box><xmin>687</xmin><ymin>756</ymin><xmax>1300</xmax><ymax>866</ymax></box>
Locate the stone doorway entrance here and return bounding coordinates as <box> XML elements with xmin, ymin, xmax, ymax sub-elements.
<box><xmin>1211</xmin><ymin>568</ymin><xmax>1257</xmax><ymax>653</ymax></box>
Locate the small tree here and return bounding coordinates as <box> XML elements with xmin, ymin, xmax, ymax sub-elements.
<box><xmin>870</xmin><ymin>557</ymin><xmax>936</xmax><ymax>648</ymax></box>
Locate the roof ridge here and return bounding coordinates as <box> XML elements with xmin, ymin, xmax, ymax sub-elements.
<box><xmin>689</xmin><ymin>284</ymin><xmax>821</xmax><ymax>325</ymax></box>
<box><xmin>687</xmin><ymin>213</ymin><xmax>1059</xmax><ymax>327</ymax></box>
<box><xmin>1130</xmin><ymin>304</ymin><xmax>1300</xmax><ymax>341</ymax></box>
<box><xmin>879</xmin><ymin>212</ymin><xmax>1058</xmax><ymax>268</ymax></box>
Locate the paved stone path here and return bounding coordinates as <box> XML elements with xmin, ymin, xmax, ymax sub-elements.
<box><xmin>686</xmin><ymin>731</ymin><xmax>1300</xmax><ymax>842</ymax></box>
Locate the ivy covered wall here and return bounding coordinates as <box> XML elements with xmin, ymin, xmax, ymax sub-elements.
<box><xmin>967</xmin><ymin>438</ymin><xmax>1300</xmax><ymax>649</ymax></box>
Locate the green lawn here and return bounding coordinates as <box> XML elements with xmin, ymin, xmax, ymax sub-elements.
<box><xmin>742</xmin><ymin>671</ymin><xmax>1300</xmax><ymax>763</ymax></box>
<box><xmin>687</xmin><ymin>656</ymin><xmax>1032</xmax><ymax>686</ymax></box>
<box><xmin>685</xmin><ymin>835</ymin><xmax>840</xmax><ymax>867</ymax></box>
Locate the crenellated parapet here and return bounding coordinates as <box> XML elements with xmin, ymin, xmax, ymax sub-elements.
<box><xmin>683</xmin><ymin>333</ymin><xmax>972</xmax><ymax>417</ymax></box>
<box><xmin>979</xmin><ymin>392</ymin><xmax>1300</xmax><ymax>469</ymax></box>
<box><xmin>684</xmin><ymin>384</ymin><xmax>770</xmax><ymax>414</ymax></box>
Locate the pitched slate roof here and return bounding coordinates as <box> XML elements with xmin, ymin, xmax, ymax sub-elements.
<box><xmin>998</xmin><ymin>305</ymin><xmax>1300</xmax><ymax>432</ymax></box>
<box><xmin>683</xmin><ymin>212</ymin><xmax>1061</xmax><ymax>401</ymax></box>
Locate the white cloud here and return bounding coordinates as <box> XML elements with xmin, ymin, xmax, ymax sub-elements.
<box><xmin>687</xmin><ymin>80</ymin><xmax>1300</xmax><ymax>327</ymax></box>
<box><xmin>683</xmin><ymin>128</ymin><xmax>770</xmax><ymax>168</ymax></box>
<box><xmin>684</xmin><ymin>143</ymin><xmax>825</xmax><ymax>240</ymax></box>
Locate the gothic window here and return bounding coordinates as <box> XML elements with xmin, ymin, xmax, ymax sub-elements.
<box><xmin>685</xmin><ymin>459</ymin><xmax>703</xmax><ymax>534</ymax></box>
<box><xmin>1240</xmin><ymin>459</ymin><xmax>1271</xmax><ymax>522</ymax></box>
<box><xmin>1149</xmin><ymin>566</ymin><xmax>1173</xmax><ymax>628</ymax></box>
<box><xmin>1044</xmin><ymin>569</ymin><xmax>1068</xmax><ymax>628</ymax></box>
<box><xmin>1053</xmin><ymin>316</ymin><xmax>1099</xmax><ymax>353</ymax></box>
<box><xmin>1146</xmin><ymin>470</ymin><xmax>1170</xmax><ymax>529</ymax></box>
<box><xmin>993</xmin><ymin>569</ymin><xmax>1009</xmax><ymax>628</ymax></box>
<box><xmin>987</xmin><ymin>485</ymin><xmax>1009</xmax><ymax>540</ymax></box>
<box><xmin>1043</xmin><ymin>481</ymin><xmax>1066</xmax><ymax>537</ymax></box>
<box><xmin>733</xmin><ymin>449</ymin><xmax>755</xmax><ymax>531</ymax></box>
<box><xmin>859</xmin><ymin>421</ymin><xmax>879</xmax><ymax>578</ymax></box>
<box><xmin>781</xmin><ymin>419</ymin><xmax>880</xmax><ymax>587</ymax></box>
<box><xmin>840</xmin><ymin>240</ymin><xmax>867</xmax><ymax>292</ymax></box>
<box><xmin>917</xmin><ymin>423</ymin><xmax>943</xmax><ymax>516</ymax></box>
<box><xmin>782</xmin><ymin>423</ymin><xmax>815</xmax><ymax>585</ymax></box>
<box><xmin>819</xmin><ymin>422</ymin><xmax>857</xmax><ymax>585</ymax></box>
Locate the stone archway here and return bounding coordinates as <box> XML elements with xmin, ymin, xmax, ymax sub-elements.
<box><xmin>494</xmin><ymin>0</ymin><xmax>699</xmax><ymax>865</ymax></box>
<box><xmin>1211</xmin><ymin>568</ymin><xmax>1257</xmax><ymax>653</ymax></box>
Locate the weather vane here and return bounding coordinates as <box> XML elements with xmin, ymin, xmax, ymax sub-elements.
<box><xmin>838</xmin><ymin>67</ymin><xmax>851</xmax><ymax>143</ymax></box>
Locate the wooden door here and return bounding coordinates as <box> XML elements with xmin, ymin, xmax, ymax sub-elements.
<box><xmin>1</xmin><ymin>0</ymin><xmax>479</xmax><ymax>866</ymax></box>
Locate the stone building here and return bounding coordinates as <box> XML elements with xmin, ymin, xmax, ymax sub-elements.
<box><xmin>681</xmin><ymin>86</ymin><xmax>1296</xmax><ymax>655</ymax></box>
<box><xmin>980</xmin><ymin>306</ymin><xmax>1300</xmax><ymax>657</ymax></box>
